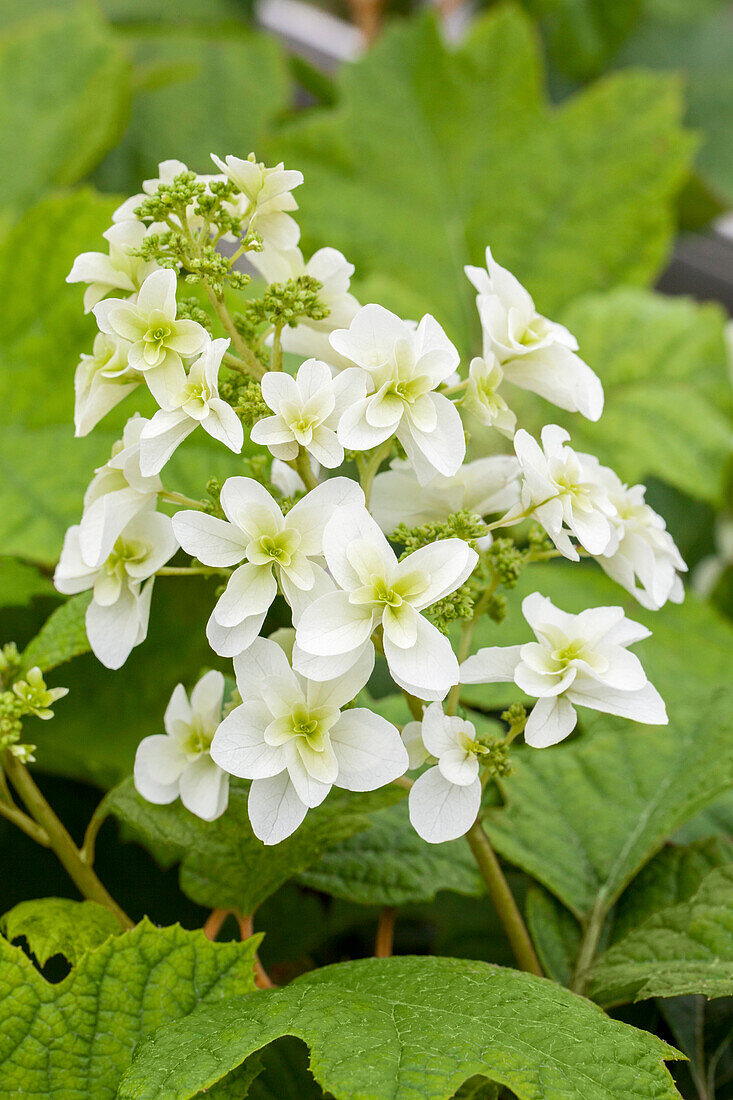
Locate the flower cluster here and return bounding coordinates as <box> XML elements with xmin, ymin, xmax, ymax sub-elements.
<box><xmin>56</xmin><ymin>152</ymin><xmax>685</xmax><ymax>845</ymax></box>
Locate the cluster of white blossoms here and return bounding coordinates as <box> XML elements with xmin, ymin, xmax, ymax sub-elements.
<box><xmin>57</xmin><ymin>153</ymin><xmax>686</xmax><ymax>845</ymax></box>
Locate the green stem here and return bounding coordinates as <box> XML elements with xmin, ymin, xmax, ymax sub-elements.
<box><xmin>157</xmin><ymin>566</ymin><xmax>229</xmax><ymax>577</ymax></box>
<box><xmin>271</xmin><ymin>324</ymin><xmax>284</xmax><ymax>372</ymax></box>
<box><xmin>4</xmin><ymin>754</ymin><xmax>133</xmax><ymax>930</ymax></box>
<box><xmin>204</xmin><ymin>286</ymin><xmax>264</xmax><ymax>378</ymax></box>
<box><xmin>294</xmin><ymin>448</ymin><xmax>319</xmax><ymax>491</ymax></box>
<box><xmin>80</xmin><ymin>798</ymin><xmax>110</xmax><ymax>865</ymax></box>
<box><xmin>0</xmin><ymin>792</ymin><xmax>50</xmax><ymax>847</ymax></box>
<box><xmin>570</xmin><ymin>896</ymin><xmax>606</xmax><ymax>994</ymax></box>
<box><xmin>465</xmin><ymin>819</ymin><xmax>543</xmax><ymax>977</ymax></box>
<box><xmin>445</xmin><ymin>618</ymin><xmax>477</xmax><ymax>717</ymax></box>
<box><xmin>358</xmin><ymin>440</ymin><xmax>393</xmax><ymax>508</ymax></box>
<box><xmin>160</xmin><ymin>490</ymin><xmax>205</xmax><ymax>510</ymax></box>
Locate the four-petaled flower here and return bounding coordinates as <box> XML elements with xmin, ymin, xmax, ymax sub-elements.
<box><xmin>54</xmin><ymin>512</ymin><xmax>178</xmax><ymax>669</ymax></box>
<box><xmin>295</xmin><ymin>504</ymin><xmax>478</xmax><ymax>700</ymax></box>
<box><xmin>134</xmin><ymin>671</ymin><xmax>229</xmax><ymax>821</ymax></box>
<box><xmin>94</xmin><ymin>269</ymin><xmax>208</xmax><ymax>409</ymax></box>
<box><xmin>330</xmin><ymin>304</ymin><xmax>466</xmax><ymax>484</ymax></box>
<box><xmin>461</xmin><ymin>354</ymin><xmax>517</xmax><ymax>437</ymax></box>
<box><xmin>139</xmin><ymin>338</ymin><xmax>244</xmax><ymax>475</ymax></box>
<box><xmin>74</xmin><ymin>331</ymin><xmax>140</xmax><ymax>437</ymax></box>
<box><xmin>460</xmin><ymin>592</ymin><xmax>667</xmax><ymax>747</ymax></box>
<box><xmin>403</xmin><ymin>703</ymin><xmax>483</xmax><ymax>843</ymax></box>
<box><xmin>251</xmin><ymin>358</ymin><xmax>366</xmax><ymax>468</ymax></box>
<box><xmin>173</xmin><ymin>477</ymin><xmax>363</xmax><ymax>657</ymax></box>
<box><xmin>210</xmin><ymin>637</ymin><xmax>407</xmax><ymax>844</ymax></box>
<box><xmin>466</xmin><ymin>247</ymin><xmax>604</xmax><ymax>421</ymax></box>
<box><xmin>211</xmin><ymin>153</ymin><xmax>303</xmax><ymax>250</ymax></box>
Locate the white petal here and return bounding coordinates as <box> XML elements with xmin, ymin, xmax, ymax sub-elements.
<box><xmin>408</xmin><ymin>767</ymin><xmax>481</xmax><ymax>843</ymax></box>
<box><xmin>248</xmin><ymin>772</ymin><xmax>308</xmax><ymax>845</ymax></box>
<box><xmin>399</xmin><ymin>393</ymin><xmax>465</xmax><ymax>482</ymax></box>
<box><xmin>421</xmin><ymin>702</ymin><xmax>457</xmax><ymax>757</ymax></box>
<box><xmin>201</xmin><ymin>401</ymin><xmax>245</xmax><ymax>454</ymax></box>
<box><xmin>460</xmin><ymin>645</ymin><xmax>522</xmax><ymax>684</ymax></box>
<box><xmin>330</xmin><ymin>709</ymin><xmax>408</xmax><ymax>790</ymax></box>
<box><xmin>566</xmin><ymin>679</ymin><xmax>668</xmax><ymax>725</ymax></box>
<box><xmin>213</xmin><ymin>563</ymin><xmax>277</xmax><ymax>627</ymax></box>
<box><xmin>502</xmin><ymin>343</ymin><xmax>604</xmax><ymax>422</ymax></box>
<box><xmin>291</xmin><ymin>641</ymin><xmax>369</xmax><ymax>683</ymax></box>
<box><xmin>78</xmin><ymin>489</ymin><xmax>148</xmax><ymax>569</ymax></box>
<box><xmin>86</xmin><ymin>585</ymin><xmax>149</xmax><ymax>669</ymax></box>
<box><xmin>139</xmin><ymin>411</ymin><xmax>195</xmax><ymax>476</ymax></box>
<box><xmin>306</xmin><ymin>644</ymin><xmax>375</xmax><ymax>711</ymax></box>
<box><xmin>179</xmin><ymin>757</ymin><xmax>229</xmax><ymax>821</ymax></box>
<box><xmin>287</xmin><ymin>477</ymin><xmax>364</xmax><ymax>556</ymax></box>
<box><xmin>322</xmin><ymin>503</ymin><xmax>394</xmax><ymax>589</ymax></box>
<box><xmin>190</xmin><ymin>669</ymin><xmax>225</xmax><ymax>727</ymax></box>
<box><xmin>337</xmin><ymin>396</ymin><xmax>396</xmax><ymax>451</ymax></box>
<box><xmin>219</xmin><ymin>476</ymin><xmax>282</xmax><ymax>534</ymax></box>
<box><xmin>164</xmin><ymin>682</ymin><xmax>192</xmax><ymax>735</ymax></box>
<box><xmin>296</xmin><ymin>591</ymin><xmax>375</xmax><ymax>657</ymax></box>
<box><xmin>524</xmin><ymin>695</ymin><xmax>578</xmax><ymax>748</ymax></box>
<box><xmin>382</xmin><ymin>614</ymin><xmax>459</xmax><ymax>699</ymax></box>
<box><xmin>210</xmin><ymin>701</ymin><xmax>284</xmax><ymax>778</ymax></box>
<box><xmin>137</xmin><ymin>268</ymin><xmax>177</xmax><ymax>316</ymax></box>
<box><xmin>206</xmin><ymin>608</ymin><xmax>266</xmax><ymax>658</ymax></box>
<box><xmin>172</xmin><ymin>511</ymin><xmax>247</xmax><ymax>567</ymax></box>
<box><xmin>400</xmin><ymin>538</ymin><xmax>478</xmax><ymax>611</ymax></box>
<box><xmin>134</xmin><ymin>734</ymin><xmax>187</xmax><ymax>802</ymax></box>
<box><xmin>233</xmin><ymin>636</ymin><xmax>297</xmax><ymax>701</ymax></box>
<box><xmin>438</xmin><ymin>746</ymin><xmax>479</xmax><ymax>787</ymax></box>
<box><xmin>401</xmin><ymin>721</ymin><xmax>430</xmax><ymax>769</ymax></box>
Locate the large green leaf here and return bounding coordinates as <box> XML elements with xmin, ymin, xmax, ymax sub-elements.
<box><xmin>0</xmin><ymin>2</ymin><xmax>130</xmax><ymax>213</ymax></box>
<box><xmin>19</xmin><ymin>593</ymin><xmax>91</xmax><ymax>674</ymax></box>
<box><xmin>270</xmin><ymin>6</ymin><xmax>693</xmax><ymax>354</ymax></box>
<box><xmin>0</xmin><ymin>559</ymin><xmax>56</xmax><ymax>610</ymax></box>
<box><xmin>95</xmin><ymin>26</ymin><xmax>291</xmax><ymax>196</ymax></box>
<box><xmin>537</xmin><ymin>289</ymin><xmax>732</xmax><ymax>505</ymax></box>
<box><xmin>0</xmin><ymin>896</ymin><xmax>121</xmax><ymax>965</ymax></box>
<box><xmin>298</xmin><ymin>800</ymin><xmax>482</xmax><ymax>906</ymax></box>
<box><xmin>105</xmin><ymin>776</ymin><xmax>400</xmax><ymax>915</ymax></box>
<box><xmin>589</xmin><ymin>865</ymin><xmax>733</xmax><ymax>1005</ymax></box>
<box><xmin>525</xmin><ymin>0</ymin><xmax>643</xmax><ymax>81</ymax></box>
<box><xmin>525</xmin><ymin>884</ymin><xmax>581</xmax><ymax>985</ymax></box>
<box><xmin>616</xmin><ymin>1</ymin><xmax>733</xmax><ymax>204</ymax></box>
<box><xmin>0</xmin><ymin>920</ymin><xmax>259</xmax><ymax>1098</ymax></box>
<box><xmin>118</xmin><ymin>955</ymin><xmax>681</xmax><ymax>1100</ymax></box>
<box><xmin>483</xmin><ymin>690</ymin><xmax>733</xmax><ymax>923</ymax></box>
<box><xmin>612</xmin><ymin>838</ymin><xmax>733</xmax><ymax>943</ymax></box>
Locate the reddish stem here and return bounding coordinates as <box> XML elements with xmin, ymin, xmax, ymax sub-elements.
<box><xmin>203</xmin><ymin>908</ymin><xmax>229</xmax><ymax>941</ymax></box>
<box><xmin>237</xmin><ymin>913</ymin><xmax>276</xmax><ymax>989</ymax></box>
<box><xmin>374</xmin><ymin>906</ymin><xmax>397</xmax><ymax>958</ymax></box>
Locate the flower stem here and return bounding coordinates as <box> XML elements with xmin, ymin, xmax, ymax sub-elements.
<box><xmin>204</xmin><ymin>286</ymin><xmax>264</xmax><ymax>379</ymax></box>
<box><xmin>445</xmin><ymin>617</ymin><xmax>477</xmax><ymax>716</ymax></box>
<box><xmin>3</xmin><ymin>754</ymin><xmax>133</xmax><ymax>930</ymax></box>
<box><xmin>358</xmin><ymin>440</ymin><xmax>393</xmax><ymax>508</ymax></box>
<box><xmin>465</xmin><ymin>818</ymin><xmax>542</xmax><ymax>976</ymax></box>
<box><xmin>203</xmin><ymin>908</ymin><xmax>230</xmax><ymax>941</ymax></box>
<box><xmin>271</xmin><ymin>323</ymin><xmax>284</xmax><ymax>372</ymax></box>
<box><xmin>294</xmin><ymin>448</ymin><xmax>319</xmax><ymax>491</ymax></box>
<box><xmin>160</xmin><ymin>490</ymin><xmax>206</xmax><ymax>510</ymax></box>
<box><xmin>374</xmin><ymin>906</ymin><xmax>397</xmax><ymax>957</ymax></box>
<box><xmin>0</xmin><ymin>792</ymin><xmax>50</xmax><ymax>847</ymax></box>
<box><xmin>237</xmin><ymin>913</ymin><xmax>276</xmax><ymax>989</ymax></box>
<box><xmin>569</xmin><ymin>896</ymin><xmax>606</xmax><ymax>994</ymax></box>
<box><xmin>157</xmin><ymin>565</ymin><xmax>230</xmax><ymax>577</ymax></box>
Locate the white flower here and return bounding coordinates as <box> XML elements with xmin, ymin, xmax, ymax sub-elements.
<box><xmin>93</xmin><ymin>269</ymin><xmax>208</xmax><ymax>409</ymax></box>
<box><xmin>134</xmin><ymin>671</ymin><xmax>229</xmax><ymax>821</ymax></box>
<box><xmin>371</xmin><ymin>455</ymin><xmax>521</xmax><ymax>535</ymax></box>
<box><xmin>404</xmin><ymin>703</ymin><xmax>482</xmax><ymax>843</ymax></box>
<box><xmin>460</xmin><ymin>592</ymin><xmax>667</xmax><ymax>747</ymax></box>
<box><xmin>466</xmin><ymin>247</ymin><xmax>603</xmax><ymax>421</ymax></box>
<box><xmin>211</xmin><ymin>153</ymin><xmax>303</xmax><ymax>250</ymax></box>
<box><xmin>210</xmin><ymin>637</ymin><xmax>407</xmax><ymax>844</ymax></box>
<box><xmin>251</xmin><ymin>358</ymin><xmax>366</xmax><ymax>468</ymax></box>
<box><xmin>596</xmin><ymin>468</ymin><xmax>686</xmax><ymax>610</ymax></box>
<box><xmin>250</xmin><ymin>245</ymin><xmax>360</xmax><ymax>366</ymax></box>
<box><xmin>138</xmin><ymin>338</ymin><xmax>244</xmax><ymax>475</ymax></box>
<box><xmin>514</xmin><ymin>425</ymin><xmax>617</xmax><ymax>560</ymax></box>
<box><xmin>54</xmin><ymin>513</ymin><xmax>178</xmax><ymax>669</ymax></box>
<box><xmin>78</xmin><ymin>416</ymin><xmax>161</xmax><ymax>568</ymax></box>
<box><xmin>270</xmin><ymin>458</ymin><xmax>311</xmax><ymax>497</ymax></box>
<box><xmin>67</xmin><ymin>219</ymin><xmax>158</xmax><ymax>313</ymax></box>
<box><xmin>294</xmin><ymin>504</ymin><xmax>478</xmax><ymax>701</ymax></box>
<box><xmin>461</xmin><ymin>354</ymin><xmax>517</xmax><ymax>436</ymax></box>
<box><xmin>74</xmin><ymin>331</ymin><xmax>141</xmax><ymax>437</ymax></box>
<box><xmin>172</xmin><ymin>476</ymin><xmax>363</xmax><ymax>658</ymax></box>
<box><xmin>330</xmin><ymin>304</ymin><xmax>465</xmax><ymax>484</ymax></box>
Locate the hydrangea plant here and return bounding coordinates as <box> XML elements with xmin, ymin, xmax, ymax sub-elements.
<box><xmin>0</xmin><ymin>151</ymin><xmax>696</xmax><ymax>1098</ymax></box>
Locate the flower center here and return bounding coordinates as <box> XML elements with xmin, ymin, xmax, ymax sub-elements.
<box><xmin>147</xmin><ymin>324</ymin><xmax>171</xmax><ymax>346</ymax></box>
<box><xmin>552</xmin><ymin>639</ymin><xmax>586</xmax><ymax>665</ymax></box>
<box><xmin>258</xmin><ymin>534</ymin><xmax>291</xmax><ymax>565</ymax></box>
<box><xmin>372</xmin><ymin>578</ymin><xmax>403</xmax><ymax>608</ymax></box>
<box><xmin>107</xmin><ymin>538</ymin><xmax>146</xmax><ymax>573</ymax></box>
<box><xmin>183</xmin><ymin>722</ymin><xmax>213</xmax><ymax>756</ymax></box>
